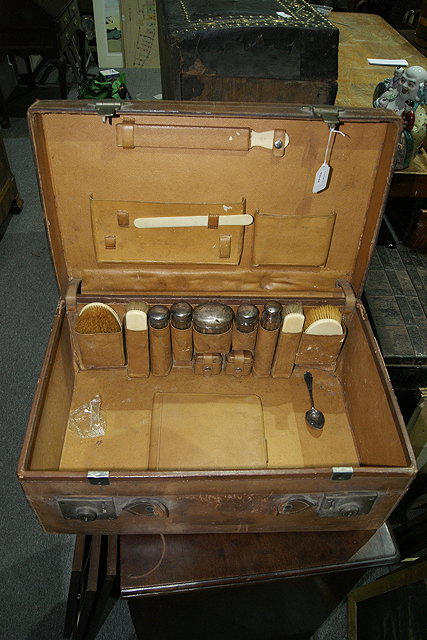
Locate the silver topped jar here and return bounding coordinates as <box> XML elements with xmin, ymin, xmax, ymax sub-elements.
<box><xmin>148</xmin><ymin>305</ymin><xmax>170</xmax><ymax>329</ymax></box>
<box><xmin>192</xmin><ymin>303</ymin><xmax>234</xmax><ymax>334</ymax></box>
<box><xmin>170</xmin><ymin>302</ymin><xmax>192</xmax><ymax>329</ymax></box>
<box><xmin>235</xmin><ymin>304</ymin><xmax>259</xmax><ymax>333</ymax></box>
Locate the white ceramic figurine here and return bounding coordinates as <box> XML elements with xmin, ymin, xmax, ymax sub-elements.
<box><xmin>373</xmin><ymin>65</ymin><xmax>427</xmax><ymax>169</ymax></box>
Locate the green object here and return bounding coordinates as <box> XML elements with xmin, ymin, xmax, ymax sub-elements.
<box><xmin>78</xmin><ymin>73</ymin><xmax>130</xmax><ymax>100</ymax></box>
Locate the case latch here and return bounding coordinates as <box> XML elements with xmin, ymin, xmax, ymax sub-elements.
<box><xmin>312</xmin><ymin>106</ymin><xmax>343</xmax><ymax>127</ymax></box>
<box><xmin>95</xmin><ymin>100</ymin><xmax>122</xmax><ymax>123</ymax></box>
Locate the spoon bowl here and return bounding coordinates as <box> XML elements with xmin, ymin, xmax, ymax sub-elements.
<box><xmin>305</xmin><ymin>407</ymin><xmax>325</xmax><ymax>430</ymax></box>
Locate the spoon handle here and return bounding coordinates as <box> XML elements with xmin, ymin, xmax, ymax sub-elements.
<box><xmin>304</xmin><ymin>371</ymin><xmax>315</xmax><ymax>408</ymax></box>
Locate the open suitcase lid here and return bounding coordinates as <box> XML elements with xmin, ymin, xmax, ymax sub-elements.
<box><xmin>28</xmin><ymin>100</ymin><xmax>401</xmax><ymax>300</ymax></box>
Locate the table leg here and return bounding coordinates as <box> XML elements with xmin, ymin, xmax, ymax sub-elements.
<box><xmin>64</xmin><ymin>536</ymin><xmax>92</xmax><ymax>638</ymax></box>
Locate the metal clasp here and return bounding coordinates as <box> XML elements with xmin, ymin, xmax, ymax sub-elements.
<box><xmin>312</xmin><ymin>106</ymin><xmax>342</xmax><ymax>127</ymax></box>
<box><xmin>95</xmin><ymin>100</ymin><xmax>122</xmax><ymax>124</ymax></box>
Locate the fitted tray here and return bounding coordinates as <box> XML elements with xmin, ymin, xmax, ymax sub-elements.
<box><xmin>18</xmin><ymin>296</ymin><xmax>416</xmax><ymax>535</ymax></box>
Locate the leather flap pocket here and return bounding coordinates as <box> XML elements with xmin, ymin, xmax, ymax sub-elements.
<box><xmin>253</xmin><ymin>211</ymin><xmax>336</xmax><ymax>267</ymax></box>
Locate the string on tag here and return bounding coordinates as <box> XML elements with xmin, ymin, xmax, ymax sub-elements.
<box><xmin>313</xmin><ymin>126</ymin><xmax>348</xmax><ymax>194</ymax></box>
<box><xmin>323</xmin><ymin>127</ymin><xmax>347</xmax><ymax>166</ymax></box>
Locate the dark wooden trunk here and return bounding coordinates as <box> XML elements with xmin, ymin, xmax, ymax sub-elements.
<box><xmin>156</xmin><ymin>0</ymin><xmax>338</xmax><ymax>103</ymax></box>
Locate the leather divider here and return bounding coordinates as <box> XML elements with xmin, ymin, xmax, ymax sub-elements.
<box><xmin>271</xmin><ymin>332</ymin><xmax>302</xmax><ymax>379</ymax></box>
<box><xmin>231</xmin><ymin>324</ymin><xmax>258</xmax><ymax>351</ymax></box>
<box><xmin>171</xmin><ymin>325</ymin><xmax>193</xmax><ymax>366</ymax></box>
<box><xmin>294</xmin><ymin>326</ymin><xmax>347</xmax><ymax>371</ymax></box>
<box><xmin>193</xmin><ymin>327</ymin><xmax>232</xmax><ymax>354</ymax></box>
<box><xmin>149</xmin><ymin>324</ymin><xmax>172</xmax><ymax>376</ymax></box>
<box><xmin>253</xmin><ymin>325</ymin><xmax>280</xmax><ymax>377</ymax></box>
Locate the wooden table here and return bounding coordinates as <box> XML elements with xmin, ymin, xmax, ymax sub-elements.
<box><xmin>330</xmin><ymin>12</ymin><xmax>427</xmax><ymax>198</ymax></box>
<box><xmin>65</xmin><ymin>525</ymin><xmax>399</xmax><ymax>640</ymax></box>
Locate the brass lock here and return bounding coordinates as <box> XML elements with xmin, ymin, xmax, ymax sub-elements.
<box><xmin>318</xmin><ymin>493</ymin><xmax>378</xmax><ymax>517</ymax></box>
<box><xmin>58</xmin><ymin>497</ymin><xmax>117</xmax><ymax>521</ymax></box>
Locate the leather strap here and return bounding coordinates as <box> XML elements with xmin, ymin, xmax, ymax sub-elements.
<box><xmin>121</xmin><ymin>118</ymin><xmax>135</xmax><ymax>149</ymax></box>
<box><xmin>208</xmin><ymin>214</ymin><xmax>219</xmax><ymax>229</ymax></box>
<box><xmin>65</xmin><ymin>278</ymin><xmax>81</xmax><ymax>313</ymax></box>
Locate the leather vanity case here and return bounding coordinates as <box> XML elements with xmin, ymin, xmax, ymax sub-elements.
<box><xmin>18</xmin><ymin>100</ymin><xmax>416</xmax><ymax>535</ymax></box>
<box><xmin>156</xmin><ymin>0</ymin><xmax>338</xmax><ymax>104</ymax></box>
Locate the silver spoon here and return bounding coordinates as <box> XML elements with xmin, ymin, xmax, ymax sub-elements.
<box><xmin>303</xmin><ymin>371</ymin><xmax>325</xmax><ymax>430</ymax></box>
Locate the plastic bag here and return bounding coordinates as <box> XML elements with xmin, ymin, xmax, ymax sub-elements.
<box><xmin>68</xmin><ymin>395</ymin><xmax>106</xmax><ymax>439</ymax></box>
<box><xmin>77</xmin><ymin>72</ymin><xmax>131</xmax><ymax>100</ymax></box>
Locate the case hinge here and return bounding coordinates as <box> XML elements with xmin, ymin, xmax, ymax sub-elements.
<box><xmin>312</xmin><ymin>106</ymin><xmax>343</xmax><ymax>127</ymax></box>
<box><xmin>95</xmin><ymin>100</ymin><xmax>122</xmax><ymax>123</ymax></box>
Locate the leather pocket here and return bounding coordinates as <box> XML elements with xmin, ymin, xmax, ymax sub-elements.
<box><xmin>91</xmin><ymin>198</ymin><xmax>248</xmax><ymax>265</ymax></box>
<box><xmin>294</xmin><ymin>327</ymin><xmax>347</xmax><ymax>371</ymax></box>
<box><xmin>193</xmin><ymin>327</ymin><xmax>232</xmax><ymax>354</ymax></box>
<box><xmin>253</xmin><ymin>326</ymin><xmax>280</xmax><ymax>377</ymax></box>
<box><xmin>231</xmin><ymin>324</ymin><xmax>258</xmax><ymax>351</ymax></box>
<box><xmin>171</xmin><ymin>325</ymin><xmax>193</xmax><ymax>366</ymax></box>
<box><xmin>271</xmin><ymin>332</ymin><xmax>302</xmax><ymax>378</ymax></box>
<box><xmin>252</xmin><ymin>211</ymin><xmax>336</xmax><ymax>267</ymax></box>
<box><xmin>75</xmin><ymin>331</ymin><xmax>125</xmax><ymax>369</ymax></box>
<box><xmin>125</xmin><ymin>325</ymin><xmax>150</xmax><ymax>378</ymax></box>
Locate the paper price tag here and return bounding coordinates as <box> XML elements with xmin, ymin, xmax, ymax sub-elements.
<box><xmin>313</xmin><ymin>162</ymin><xmax>330</xmax><ymax>193</ymax></box>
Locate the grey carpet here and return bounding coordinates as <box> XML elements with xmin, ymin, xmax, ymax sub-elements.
<box><xmin>0</xmin><ymin>67</ymin><xmax>161</xmax><ymax>640</ymax></box>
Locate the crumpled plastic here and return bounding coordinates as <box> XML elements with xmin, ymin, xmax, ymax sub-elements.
<box><xmin>68</xmin><ymin>395</ymin><xmax>106</xmax><ymax>439</ymax></box>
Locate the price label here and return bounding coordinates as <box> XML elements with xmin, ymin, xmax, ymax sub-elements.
<box><xmin>312</xmin><ymin>162</ymin><xmax>330</xmax><ymax>193</ymax></box>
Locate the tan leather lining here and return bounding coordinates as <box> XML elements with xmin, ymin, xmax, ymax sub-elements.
<box><xmin>57</xmin><ymin>367</ymin><xmax>359</xmax><ymax>472</ymax></box>
<box><xmin>33</xmin><ymin>111</ymin><xmax>396</xmax><ymax>297</ymax></box>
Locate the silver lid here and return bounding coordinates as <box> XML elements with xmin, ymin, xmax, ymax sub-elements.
<box><xmin>261</xmin><ymin>301</ymin><xmax>282</xmax><ymax>330</ymax></box>
<box><xmin>148</xmin><ymin>305</ymin><xmax>170</xmax><ymax>329</ymax></box>
<box><xmin>192</xmin><ymin>303</ymin><xmax>234</xmax><ymax>334</ymax></box>
<box><xmin>170</xmin><ymin>302</ymin><xmax>192</xmax><ymax>329</ymax></box>
<box><xmin>235</xmin><ymin>304</ymin><xmax>259</xmax><ymax>333</ymax></box>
